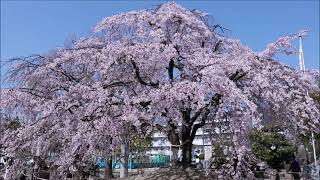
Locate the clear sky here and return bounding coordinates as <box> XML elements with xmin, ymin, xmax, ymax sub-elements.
<box><xmin>1</xmin><ymin>0</ymin><xmax>319</xmax><ymax>82</ymax></box>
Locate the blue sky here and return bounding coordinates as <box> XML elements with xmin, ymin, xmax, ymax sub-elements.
<box><xmin>1</xmin><ymin>0</ymin><xmax>319</xmax><ymax>80</ymax></box>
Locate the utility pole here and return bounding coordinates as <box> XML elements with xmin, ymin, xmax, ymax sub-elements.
<box><xmin>298</xmin><ymin>32</ymin><xmax>317</xmax><ymax>168</ymax></box>
<box><xmin>202</xmin><ymin>126</ymin><xmax>205</xmax><ymax>156</ymax></box>
<box><xmin>298</xmin><ymin>34</ymin><xmax>306</xmax><ymax>72</ymax></box>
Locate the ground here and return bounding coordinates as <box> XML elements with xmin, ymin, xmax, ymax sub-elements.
<box><xmin>116</xmin><ymin>167</ymin><xmax>214</xmax><ymax>180</ymax></box>
<box><xmin>114</xmin><ymin>167</ymin><xmax>297</xmax><ymax>180</ymax></box>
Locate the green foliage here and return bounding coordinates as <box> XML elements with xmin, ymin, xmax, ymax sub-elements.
<box><xmin>302</xmin><ymin>91</ymin><xmax>320</xmax><ymax>157</ymax></box>
<box><xmin>198</xmin><ymin>153</ymin><xmax>204</xmax><ymax>160</ymax></box>
<box><xmin>249</xmin><ymin>126</ymin><xmax>294</xmax><ymax>170</ymax></box>
<box><xmin>310</xmin><ymin>91</ymin><xmax>320</xmax><ymax>106</ymax></box>
<box><xmin>212</xmin><ymin>141</ymin><xmax>226</xmax><ymax>169</ymax></box>
<box><xmin>4</xmin><ymin>116</ymin><xmax>21</xmax><ymax>130</ymax></box>
<box><xmin>130</xmin><ymin>134</ymin><xmax>153</xmax><ymax>153</ymax></box>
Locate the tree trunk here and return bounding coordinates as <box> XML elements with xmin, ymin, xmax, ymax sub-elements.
<box><xmin>180</xmin><ymin>124</ymin><xmax>196</xmax><ymax>167</ymax></box>
<box><xmin>168</xmin><ymin>128</ymin><xmax>180</xmax><ymax>164</ymax></box>
<box><xmin>103</xmin><ymin>166</ymin><xmax>112</xmax><ymax>180</ymax></box>
<box><xmin>167</xmin><ymin>109</ymin><xmax>199</xmax><ymax>168</ymax></box>
<box><xmin>137</xmin><ymin>152</ymin><xmax>145</xmax><ymax>175</ymax></box>
<box><xmin>171</xmin><ymin>147</ymin><xmax>179</xmax><ymax>163</ymax></box>
<box><xmin>120</xmin><ymin>142</ymin><xmax>129</xmax><ymax>178</ymax></box>
<box><xmin>107</xmin><ymin>157</ymin><xmax>113</xmax><ymax>178</ymax></box>
<box><xmin>181</xmin><ymin>138</ymin><xmax>193</xmax><ymax>166</ymax></box>
<box><xmin>103</xmin><ymin>138</ymin><xmax>113</xmax><ymax>179</ymax></box>
<box><xmin>166</xmin><ymin>99</ymin><xmax>216</xmax><ymax>168</ymax></box>
<box><xmin>137</xmin><ymin>153</ymin><xmax>141</xmax><ymax>175</ymax></box>
<box><xmin>74</xmin><ymin>173</ymin><xmax>81</xmax><ymax>180</ymax></box>
<box><xmin>103</xmin><ymin>154</ymin><xmax>113</xmax><ymax>180</ymax></box>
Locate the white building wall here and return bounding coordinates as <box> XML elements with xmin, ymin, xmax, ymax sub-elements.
<box><xmin>147</xmin><ymin>127</ymin><xmax>213</xmax><ymax>158</ymax></box>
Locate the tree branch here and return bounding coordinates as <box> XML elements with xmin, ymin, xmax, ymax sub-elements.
<box><xmin>130</xmin><ymin>60</ymin><xmax>159</xmax><ymax>88</ymax></box>
<box><xmin>190</xmin><ymin>109</ymin><xmax>210</xmax><ymax>140</ymax></box>
<box><xmin>190</xmin><ymin>93</ymin><xmax>222</xmax><ymax>139</ymax></box>
<box><xmin>168</xmin><ymin>59</ymin><xmax>174</xmax><ymax>81</ymax></box>
<box><xmin>213</xmin><ymin>40</ymin><xmax>222</xmax><ymax>52</ymax></box>
<box><xmin>229</xmin><ymin>70</ymin><xmax>247</xmax><ymax>84</ymax></box>
<box><xmin>102</xmin><ymin>81</ymin><xmax>137</xmax><ymax>95</ymax></box>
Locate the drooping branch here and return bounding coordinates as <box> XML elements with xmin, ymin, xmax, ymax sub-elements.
<box><xmin>181</xmin><ymin>108</ymin><xmax>191</xmax><ymax>125</ymax></box>
<box><xmin>155</xmin><ymin>110</ymin><xmax>180</xmax><ymax>147</ymax></box>
<box><xmin>65</xmin><ymin>45</ymin><xmax>103</xmax><ymax>51</ymax></box>
<box><xmin>229</xmin><ymin>70</ymin><xmax>247</xmax><ymax>82</ymax></box>
<box><xmin>167</xmin><ymin>119</ymin><xmax>180</xmax><ymax>147</ymax></box>
<box><xmin>130</xmin><ymin>60</ymin><xmax>159</xmax><ymax>88</ymax></box>
<box><xmin>168</xmin><ymin>59</ymin><xmax>175</xmax><ymax>81</ymax></box>
<box><xmin>191</xmin><ymin>109</ymin><xmax>210</xmax><ymax>140</ymax></box>
<box><xmin>212</xmin><ymin>24</ymin><xmax>224</xmax><ymax>33</ymax></box>
<box><xmin>102</xmin><ymin>81</ymin><xmax>137</xmax><ymax>95</ymax></box>
<box><xmin>190</xmin><ymin>106</ymin><xmax>205</xmax><ymax>125</ymax></box>
<box><xmin>81</xmin><ymin>106</ymin><xmax>104</xmax><ymax>122</ymax></box>
<box><xmin>19</xmin><ymin>87</ymin><xmax>52</xmax><ymax>100</ymax></box>
<box><xmin>9</xmin><ymin>54</ymin><xmax>44</xmax><ymax>65</ymax></box>
<box><xmin>190</xmin><ymin>93</ymin><xmax>222</xmax><ymax>139</ymax></box>
<box><xmin>213</xmin><ymin>40</ymin><xmax>222</xmax><ymax>52</ymax></box>
<box><xmin>49</xmin><ymin>66</ymin><xmax>80</xmax><ymax>83</ymax></box>
<box><xmin>103</xmin><ymin>81</ymin><xmax>132</xmax><ymax>88</ymax></box>
<box><xmin>139</xmin><ymin>101</ymin><xmax>151</xmax><ymax>108</ymax></box>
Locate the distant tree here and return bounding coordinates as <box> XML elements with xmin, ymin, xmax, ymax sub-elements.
<box><xmin>2</xmin><ymin>116</ymin><xmax>21</xmax><ymax>130</ymax></box>
<box><xmin>249</xmin><ymin>126</ymin><xmax>294</xmax><ymax>170</ymax></box>
<box><xmin>297</xmin><ymin>91</ymin><xmax>320</xmax><ymax>159</ymax></box>
<box><xmin>129</xmin><ymin>129</ymin><xmax>153</xmax><ymax>155</ymax></box>
<box><xmin>129</xmin><ymin>126</ymin><xmax>153</xmax><ymax>174</ymax></box>
<box><xmin>212</xmin><ymin>141</ymin><xmax>227</xmax><ymax>169</ymax></box>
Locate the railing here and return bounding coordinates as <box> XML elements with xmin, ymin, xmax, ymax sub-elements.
<box><xmin>17</xmin><ymin>172</ymin><xmax>49</xmax><ymax>180</ymax></box>
<box><xmin>4</xmin><ymin>161</ymin><xmax>320</xmax><ymax>180</ymax></box>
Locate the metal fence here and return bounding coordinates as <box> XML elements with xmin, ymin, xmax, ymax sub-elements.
<box><xmin>2</xmin><ymin>159</ymin><xmax>320</xmax><ymax>180</ymax></box>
